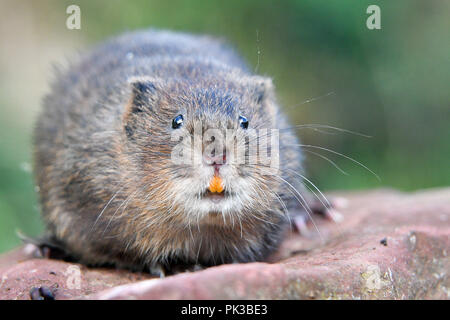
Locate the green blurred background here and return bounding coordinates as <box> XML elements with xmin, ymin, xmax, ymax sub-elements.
<box><xmin>0</xmin><ymin>0</ymin><xmax>449</xmax><ymax>253</ymax></box>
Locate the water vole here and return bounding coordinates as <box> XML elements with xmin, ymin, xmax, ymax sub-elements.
<box><xmin>33</xmin><ymin>29</ymin><xmax>318</xmax><ymax>275</ymax></box>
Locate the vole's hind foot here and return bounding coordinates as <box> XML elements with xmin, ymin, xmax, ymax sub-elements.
<box><xmin>150</xmin><ymin>263</ymin><xmax>205</xmax><ymax>277</ymax></box>
<box><xmin>148</xmin><ymin>264</ymin><xmax>167</xmax><ymax>278</ymax></box>
<box><xmin>170</xmin><ymin>263</ymin><xmax>205</xmax><ymax>275</ymax></box>
<box><xmin>18</xmin><ymin>233</ymin><xmax>73</xmax><ymax>261</ymax></box>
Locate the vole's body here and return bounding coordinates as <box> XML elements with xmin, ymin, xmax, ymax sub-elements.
<box><xmin>34</xmin><ymin>30</ymin><xmax>306</xmax><ymax>273</ymax></box>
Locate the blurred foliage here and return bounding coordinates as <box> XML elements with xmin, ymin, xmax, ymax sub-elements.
<box><xmin>0</xmin><ymin>0</ymin><xmax>449</xmax><ymax>253</ymax></box>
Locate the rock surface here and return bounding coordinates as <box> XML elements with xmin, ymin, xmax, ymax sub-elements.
<box><xmin>0</xmin><ymin>188</ymin><xmax>449</xmax><ymax>300</ymax></box>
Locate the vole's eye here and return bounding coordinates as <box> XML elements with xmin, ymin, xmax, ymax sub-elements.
<box><xmin>239</xmin><ymin>115</ymin><xmax>249</xmax><ymax>129</ymax></box>
<box><xmin>172</xmin><ymin>114</ymin><xmax>184</xmax><ymax>129</ymax></box>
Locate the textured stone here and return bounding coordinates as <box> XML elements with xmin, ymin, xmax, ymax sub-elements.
<box><xmin>0</xmin><ymin>245</ymin><xmax>152</xmax><ymax>300</ymax></box>
<box><xmin>0</xmin><ymin>188</ymin><xmax>449</xmax><ymax>300</ymax></box>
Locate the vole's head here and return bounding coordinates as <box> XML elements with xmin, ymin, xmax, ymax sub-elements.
<box><xmin>121</xmin><ymin>71</ymin><xmax>283</xmax><ymax>227</ymax></box>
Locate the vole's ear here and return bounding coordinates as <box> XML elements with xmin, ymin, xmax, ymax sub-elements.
<box><xmin>247</xmin><ymin>76</ymin><xmax>275</xmax><ymax>104</ymax></box>
<box><xmin>245</xmin><ymin>76</ymin><xmax>277</xmax><ymax>119</ymax></box>
<box><xmin>127</xmin><ymin>76</ymin><xmax>161</xmax><ymax>114</ymax></box>
<box><xmin>123</xmin><ymin>77</ymin><xmax>162</xmax><ymax>138</ymax></box>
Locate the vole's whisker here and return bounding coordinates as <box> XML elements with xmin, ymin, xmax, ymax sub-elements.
<box><xmin>237</xmin><ymin>214</ymin><xmax>243</xmax><ymax>239</ymax></box>
<box><xmin>291</xmin><ymin>144</ymin><xmax>381</xmax><ymax>181</ymax></box>
<box><xmin>245</xmin><ymin>123</ymin><xmax>371</xmax><ymax>146</ymax></box>
<box><xmin>287</xmin><ymin>124</ymin><xmax>372</xmax><ymax>138</ymax></box>
<box><xmin>279</xmin><ymin>178</ymin><xmax>324</xmax><ymax>242</ymax></box>
<box><xmin>92</xmin><ymin>180</ymin><xmax>137</xmax><ymax>231</ymax></box>
<box><xmin>92</xmin><ymin>185</ymin><xmax>125</xmax><ymax>231</ymax></box>
<box><xmin>273</xmin><ymin>191</ymin><xmax>291</xmax><ymax>225</ymax></box>
<box><xmin>258</xmin><ymin>168</ymin><xmax>324</xmax><ymax>241</ymax></box>
<box><xmin>283</xmin><ymin>168</ymin><xmax>331</xmax><ymax>209</ymax></box>
<box><xmin>248</xmin><ymin>213</ymin><xmax>278</xmax><ymax>227</ymax></box>
<box><xmin>285</xmin><ymin>91</ymin><xmax>336</xmax><ymax>109</ymax></box>
<box><xmin>302</xmin><ymin>149</ymin><xmax>349</xmax><ymax>176</ymax></box>
<box><xmin>102</xmin><ymin>182</ymin><xmax>150</xmax><ymax>236</ymax></box>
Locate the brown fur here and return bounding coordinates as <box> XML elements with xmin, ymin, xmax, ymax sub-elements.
<box><xmin>33</xmin><ymin>29</ymin><xmax>307</xmax><ymax>274</ymax></box>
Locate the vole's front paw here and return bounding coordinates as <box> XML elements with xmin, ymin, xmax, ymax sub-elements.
<box><xmin>289</xmin><ymin>196</ymin><xmax>347</xmax><ymax>236</ymax></box>
<box><xmin>308</xmin><ymin>196</ymin><xmax>347</xmax><ymax>223</ymax></box>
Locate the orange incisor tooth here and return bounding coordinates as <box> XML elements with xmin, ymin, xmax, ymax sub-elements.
<box><xmin>209</xmin><ymin>175</ymin><xmax>224</xmax><ymax>193</ymax></box>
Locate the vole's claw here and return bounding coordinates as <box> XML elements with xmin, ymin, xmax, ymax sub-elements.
<box><xmin>322</xmin><ymin>208</ymin><xmax>344</xmax><ymax>223</ymax></box>
<box><xmin>292</xmin><ymin>214</ymin><xmax>314</xmax><ymax>238</ymax></box>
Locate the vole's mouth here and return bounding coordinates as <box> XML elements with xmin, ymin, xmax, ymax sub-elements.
<box><xmin>202</xmin><ymin>189</ymin><xmax>228</xmax><ymax>203</ymax></box>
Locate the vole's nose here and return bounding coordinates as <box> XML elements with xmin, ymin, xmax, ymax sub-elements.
<box><xmin>203</xmin><ymin>153</ymin><xmax>227</xmax><ymax>171</ymax></box>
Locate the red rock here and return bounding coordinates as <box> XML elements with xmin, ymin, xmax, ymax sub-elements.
<box><xmin>0</xmin><ymin>245</ymin><xmax>153</xmax><ymax>300</ymax></box>
<box><xmin>0</xmin><ymin>188</ymin><xmax>449</xmax><ymax>300</ymax></box>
